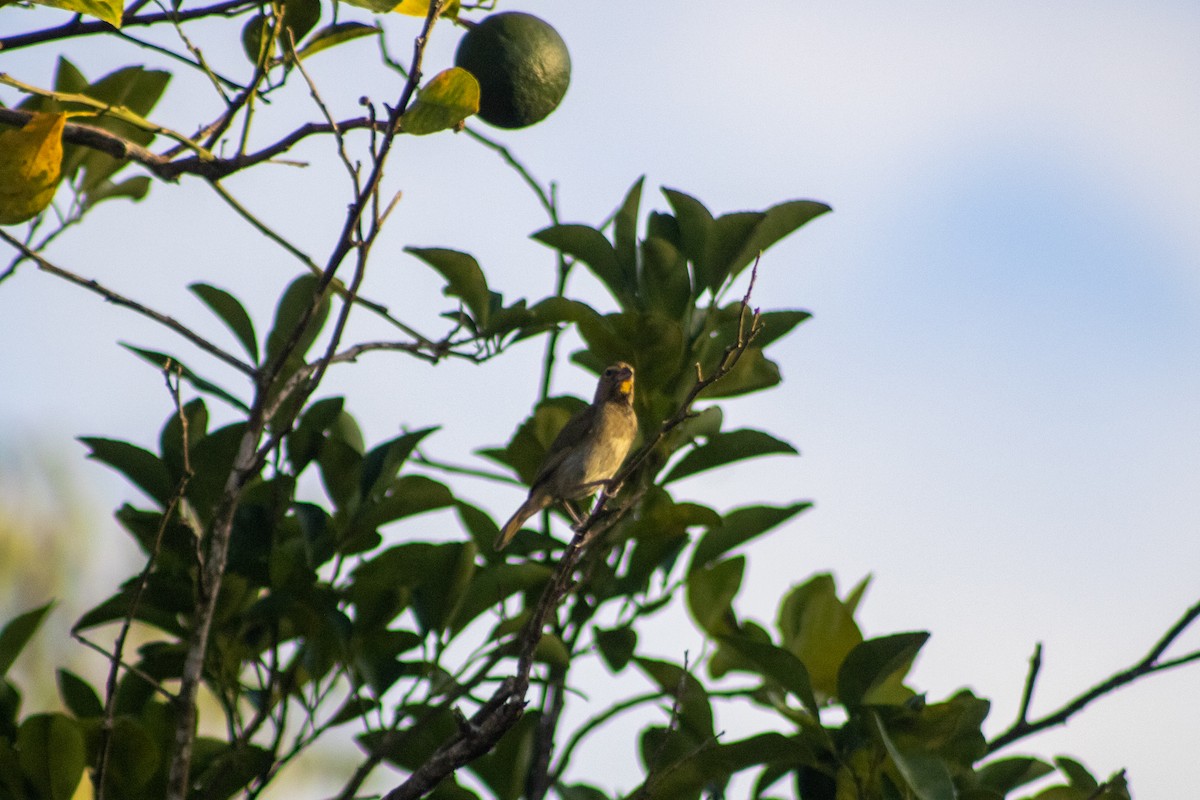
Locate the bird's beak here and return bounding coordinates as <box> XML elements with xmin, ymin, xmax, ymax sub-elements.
<box><xmin>617</xmin><ymin>367</ymin><xmax>633</xmax><ymax>396</ymax></box>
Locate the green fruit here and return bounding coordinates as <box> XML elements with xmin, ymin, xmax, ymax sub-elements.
<box><xmin>454</xmin><ymin>12</ymin><xmax>571</xmax><ymax>129</ymax></box>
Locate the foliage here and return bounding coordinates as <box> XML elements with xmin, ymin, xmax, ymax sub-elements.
<box><xmin>0</xmin><ymin>3</ymin><xmax>1194</xmax><ymax>800</ymax></box>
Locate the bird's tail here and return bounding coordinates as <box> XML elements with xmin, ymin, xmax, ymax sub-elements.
<box><xmin>494</xmin><ymin>492</ymin><xmax>550</xmax><ymax>550</ymax></box>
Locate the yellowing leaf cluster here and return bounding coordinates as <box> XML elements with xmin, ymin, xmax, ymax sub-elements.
<box><xmin>0</xmin><ymin>112</ymin><xmax>66</xmax><ymax>226</ymax></box>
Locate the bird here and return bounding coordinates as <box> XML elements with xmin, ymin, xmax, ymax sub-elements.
<box><xmin>495</xmin><ymin>362</ymin><xmax>639</xmax><ymax>550</ymax></box>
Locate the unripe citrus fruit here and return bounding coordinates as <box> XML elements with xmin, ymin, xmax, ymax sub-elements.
<box><xmin>454</xmin><ymin>12</ymin><xmax>571</xmax><ymax>129</ymax></box>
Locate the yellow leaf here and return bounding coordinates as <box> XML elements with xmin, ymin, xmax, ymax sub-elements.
<box><xmin>336</xmin><ymin>0</ymin><xmax>458</xmax><ymax>16</ymax></box>
<box><xmin>399</xmin><ymin>67</ymin><xmax>479</xmax><ymax>135</ymax></box>
<box><xmin>0</xmin><ymin>112</ymin><xmax>66</xmax><ymax>226</ymax></box>
<box><xmin>31</xmin><ymin>0</ymin><xmax>123</xmax><ymax>28</ymax></box>
<box><xmin>390</xmin><ymin>0</ymin><xmax>459</xmax><ymax>17</ymax></box>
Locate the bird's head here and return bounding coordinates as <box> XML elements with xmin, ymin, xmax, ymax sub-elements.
<box><xmin>596</xmin><ymin>362</ymin><xmax>634</xmax><ymax>405</ymax></box>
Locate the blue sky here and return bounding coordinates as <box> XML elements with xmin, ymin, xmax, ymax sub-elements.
<box><xmin>2</xmin><ymin>1</ymin><xmax>1198</xmax><ymax>796</ymax></box>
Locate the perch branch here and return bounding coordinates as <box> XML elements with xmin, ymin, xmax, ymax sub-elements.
<box><xmin>376</xmin><ymin>258</ymin><xmax>766</xmax><ymax>800</ymax></box>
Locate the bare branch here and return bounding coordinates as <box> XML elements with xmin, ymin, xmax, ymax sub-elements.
<box><xmin>94</xmin><ymin>366</ymin><xmax>194</xmax><ymax>800</ymax></box>
<box><xmin>0</xmin><ymin>0</ymin><xmax>260</xmax><ymax>51</ymax></box>
<box><xmin>0</xmin><ymin>230</ymin><xmax>256</xmax><ymax>377</ymax></box>
<box><xmin>987</xmin><ymin>597</ymin><xmax>1200</xmax><ymax>752</ymax></box>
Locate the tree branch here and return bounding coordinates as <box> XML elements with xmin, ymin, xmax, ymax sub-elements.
<box><xmin>0</xmin><ymin>231</ymin><xmax>256</xmax><ymax>377</ymax></box>
<box><xmin>163</xmin><ymin>5</ymin><xmax>455</xmax><ymax>797</ymax></box>
<box><xmin>0</xmin><ymin>108</ymin><xmax>383</xmax><ymax>182</ymax></box>
<box><xmin>987</xmin><ymin>597</ymin><xmax>1200</xmax><ymax>752</ymax></box>
<box><xmin>0</xmin><ymin>0</ymin><xmax>260</xmax><ymax>51</ymax></box>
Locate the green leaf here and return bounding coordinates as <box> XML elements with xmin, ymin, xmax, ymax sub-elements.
<box><xmin>121</xmin><ymin>344</ymin><xmax>249</xmax><ymax>411</ymax></box>
<box><xmin>59</xmin><ymin>66</ymin><xmax>170</xmax><ymax>197</ymax></box>
<box><xmin>318</xmin><ymin>436</ymin><xmax>362</xmax><ymax>513</ymax></box>
<box><xmin>662</xmin><ymin>188</ymin><xmax>714</xmax><ymax>294</ymax></box>
<box><xmin>874</xmin><ymin>712</ymin><xmax>956</xmax><ymax>800</ymax></box>
<box><xmin>691</xmin><ymin>502</ymin><xmax>810</xmax><ymax>572</ymax></box>
<box><xmin>192</xmin><ymin>740</ymin><xmax>272</xmax><ymax>800</ymax></box>
<box><xmin>360</xmin><ymin>427</ymin><xmax>439</xmax><ymax>501</ymax></box>
<box><xmin>447</xmin><ymin>562</ymin><xmax>552</xmax><ymax>636</ymax></box>
<box><xmin>698</xmin><ymin>348</ymin><xmax>781</xmax><ymax>399</ymax></box>
<box><xmin>56</xmin><ymin>670</ymin><xmax>103</xmax><ymax>718</ymax></box>
<box><xmin>286</xmin><ymin>396</ymin><xmax>344</xmax><ymax>471</ymax></box>
<box><xmin>400</xmin><ymin>68</ymin><xmax>480</xmax><ymax>134</ymax></box>
<box><xmin>665</xmin><ymin>428</ymin><xmax>797</xmax><ymax>484</ymax></box>
<box><xmin>455</xmin><ymin>501</ymin><xmax>501</xmax><ymax>556</ymax></box>
<box><xmin>103</xmin><ymin>715</ymin><xmax>160</xmax><ymax>794</ymax></box>
<box><xmin>468</xmin><ymin>712</ymin><xmax>538</xmax><ymax>800</ymax></box>
<box><xmin>533</xmin><ymin>224</ymin><xmax>628</xmax><ymax>304</ymax></box>
<box><xmin>594</xmin><ymin>626</ymin><xmax>637</xmax><ymax>673</ymax></box>
<box><xmin>558</xmin><ymin>786</ymin><xmax>611</xmax><ymax>800</ymax></box>
<box><xmin>265</xmin><ymin>273</ymin><xmax>330</xmax><ymax>369</ymax></box>
<box><xmin>280</xmin><ymin>0</ymin><xmax>321</xmax><ymax>47</ymax></box>
<box><xmin>240</xmin><ymin>13</ymin><xmax>269</xmax><ymax>63</ymax></box>
<box><xmin>30</xmin><ymin>0</ymin><xmax>122</xmax><ymax>27</ymax></box>
<box><xmin>777</xmin><ymin>574</ymin><xmax>863</xmax><ymax>700</ymax></box>
<box><xmin>0</xmin><ymin>602</ymin><xmax>54</xmax><ymax>677</ymax></box>
<box><xmin>635</xmin><ymin>657</ymin><xmax>714</xmax><ymax>739</ymax></box>
<box><xmin>976</xmin><ymin>757</ymin><xmax>1055</xmax><ymax>794</ymax></box>
<box><xmin>79</xmin><ymin>436</ymin><xmax>172</xmax><ymax>505</ymax></box>
<box><xmin>72</xmin><ymin>576</ymin><xmax>186</xmax><ymax>636</ymax></box>
<box><xmin>354</xmin><ymin>474</ymin><xmax>454</xmax><ymax>532</ymax></box>
<box><xmin>727</xmin><ymin>199</ymin><xmax>832</xmax><ymax>285</ymax></box>
<box><xmin>640</xmin><ymin>236</ymin><xmax>691</xmax><ymax>319</ymax></box>
<box><xmin>534</xmin><ymin>632</ymin><xmax>571</xmax><ymax>667</ymax></box>
<box><xmin>17</xmin><ymin>714</ymin><xmax>85</xmax><ymax>800</ymax></box>
<box><xmin>406</xmin><ymin>248</ymin><xmax>491</xmax><ymax>328</ymax></box>
<box><xmin>837</xmin><ymin>632</ymin><xmax>929</xmax><ymax>708</ymax></box>
<box><xmin>717</xmin><ymin>634</ymin><xmax>818</xmax><ymax>717</ymax></box>
<box><xmin>158</xmin><ymin>397</ymin><xmax>208</xmax><ymax>486</ymax></box>
<box><xmin>686</xmin><ymin>556</ymin><xmax>744</xmax><ymax>636</ymax></box>
<box><xmin>184</xmin><ymin>422</ymin><xmax>248</xmax><ymax>520</ymax></box>
<box><xmin>753</xmin><ymin>309</ymin><xmax>813</xmax><ymax>350</ymax></box>
<box><xmin>82</xmin><ymin>174</ymin><xmax>151</xmax><ymax>209</ymax></box>
<box><xmin>298</xmin><ymin>21</ymin><xmax>381</xmax><ymax>59</ymax></box>
<box><xmin>189</xmin><ymin>283</ymin><xmax>259</xmax><ymax>363</ymax></box>
<box><xmin>705</xmin><ymin>211</ymin><xmax>765</xmax><ymax>293</ymax></box>
<box><xmin>1055</xmin><ymin>757</ymin><xmax>1099</xmax><ymax>791</ymax></box>
<box><xmin>612</xmin><ymin>176</ymin><xmax>644</xmax><ymax>295</ymax></box>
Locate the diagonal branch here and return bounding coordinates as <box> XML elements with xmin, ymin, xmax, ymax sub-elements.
<box><xmin>0</xmin><ymin>230</ymin><xmax>256</xmax><ymax>377</ymax></box>
<box><xmin>0</xmin><ymin>0</ymin><xmax>261</xmax><ymax>51</ymax></box>
<box><xmin>987</xmin><ymin>596</ymin><xmax>1200</xmax><ymax>753</ymax></box>
<box><xmin>0</xmin><ymin>108</ymin><xmax>382</xmax><ymax>182</ymax></box>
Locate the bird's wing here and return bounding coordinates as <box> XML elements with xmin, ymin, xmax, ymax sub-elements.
<box><xmin>531</xmin><ymin>405</ymin><xmax>596</xmax><ymax>486</ymax></box>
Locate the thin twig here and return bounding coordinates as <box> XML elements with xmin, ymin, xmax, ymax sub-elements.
<box><xmin>165</xmin><ymin>6</ymin><xmax>455</xmax><ymax>796</ymax></box>
<box><xmin>0</xmin><ymin>0</ymin><xmax>260</xmax><ymax>51</ymax></box>
<box><xmin>93</xmin><ymin>366</ymin><xmax>193</xmax><ymax>800</ymax></box>
<box><xmin>987</xmin><ymin>597</ymin><xmax>1200</xmax><ymax>752</ymax></box>
<box><xmin>548</xmin><ymin>692</ymin><xmax>664</xmax><ymax>787</ymax></box>
<box><xmin>0</xmin><ymin>230</ymin><xmax>255</xmax><ymax>377</ymax></box>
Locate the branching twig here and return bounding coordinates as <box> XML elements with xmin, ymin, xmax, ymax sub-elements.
<box><xmin>93</xmin><ymin>366</ymin><xmax>194</xmax><ymax>800</ymax></box>
<box><xmin>987</xmin><ymin>598</ymin><xmax>1200</xmax><ymax>752</ymax></box>
<box><xmin>164</xmin><ymin>6</ymin><xmax>456</xmax><ymax>797</ymax></box>
<box><xmin>0</xmin><ymin>0</ymin><xmax>260</xmax><ymax>51</ymax></box>
<box><xmin>0</xmin><ymin>230</ymin><xmax>256</xmax><ymax>377</ymax></box>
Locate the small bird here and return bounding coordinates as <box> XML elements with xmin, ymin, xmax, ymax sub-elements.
<box><xmin>495</xmin><ymin>362</ymin><xmax>639</xmax><ymax>550</ymax></box>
